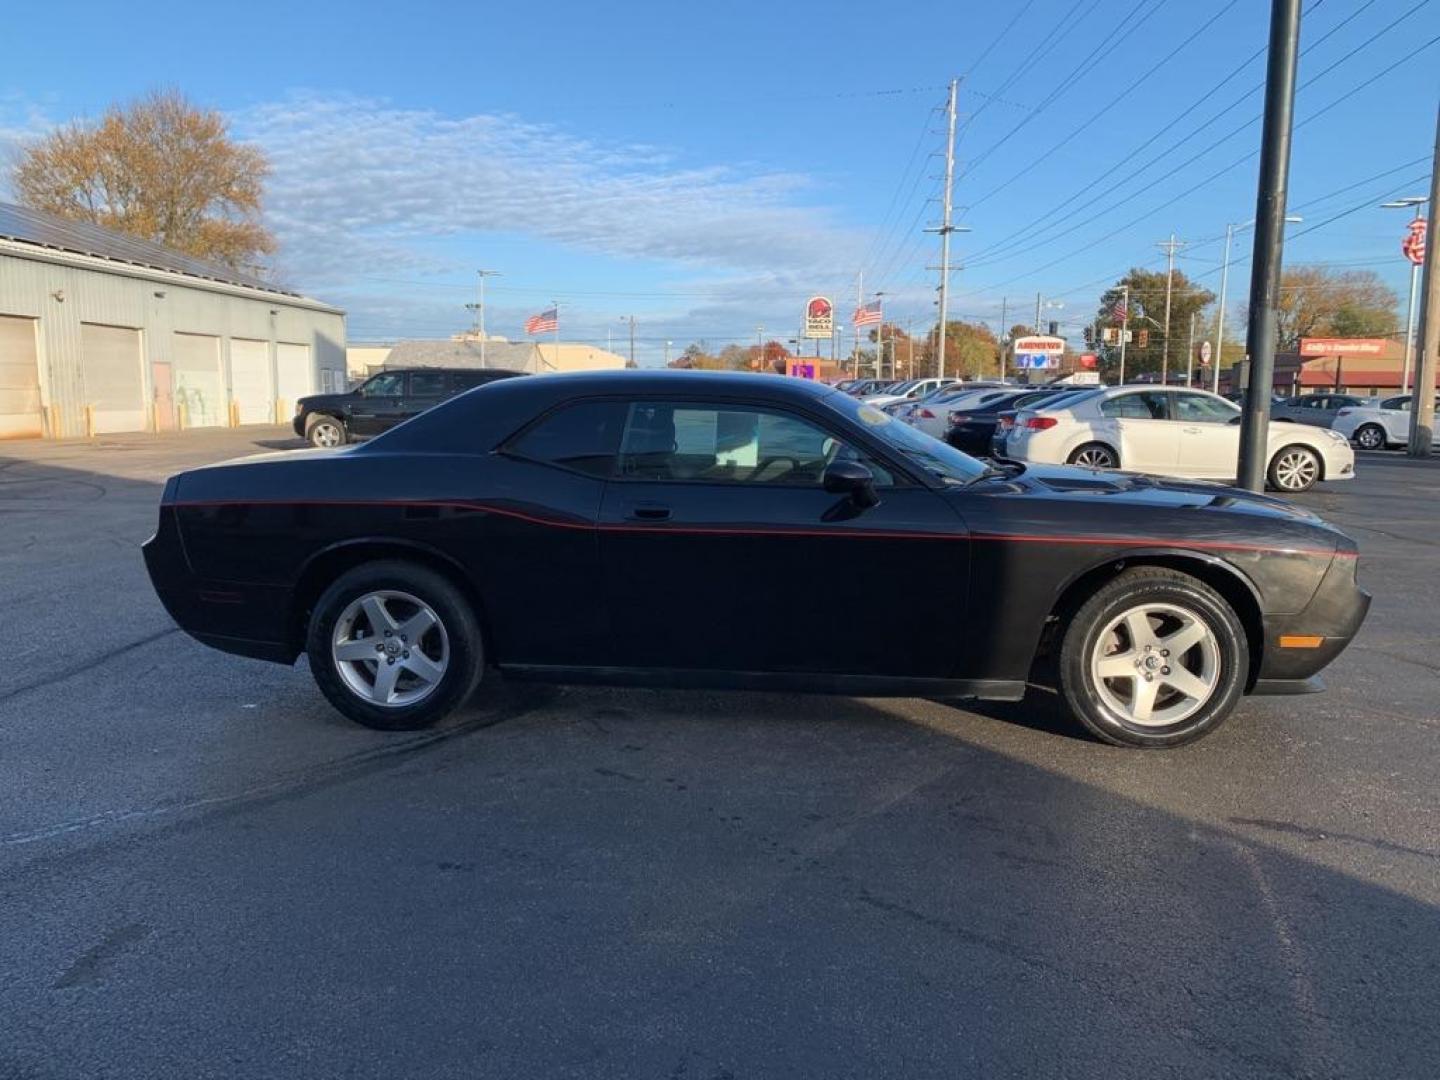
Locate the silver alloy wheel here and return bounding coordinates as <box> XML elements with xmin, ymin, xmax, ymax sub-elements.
<box><xmin>1354</xmin><ymin>424</ymin><xmax>1385</xmax><ymax>451</ymax></box>
<box><xmin>310</xmin><ymin>420</ymin><xmax>343</xmax><ymax>448</ymax></box>
<box><xmin>1090</xmin><ymin>601</ymin><xmax>1221</xmax><ymax>727</ymax></box>
<box><xmin>1272</xmin><ymin>447</ymin><xmax>1320</xmax><ymax>491</ymax></box>
<box><xmin>331</xmin><ymin>590</ymin><xmax>449</xmax><ymax>707</ymax></box>
<box><xmin>1073</xmin><ymin>445</ymin><xmax>1117</xmax><ymax>469</ymax></box>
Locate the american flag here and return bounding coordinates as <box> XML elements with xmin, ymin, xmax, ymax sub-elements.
<box><xmin>852</xmin><ymin>301</ymin><xmax>882</xmax><ymax>327</ymax></box>
<box><xmin>524</xmin><ymin>307</ymin><xmax>558</xmax><ymax>335</ymax></box>
<box><xmin>1111</xmin><ymin>297</ymin><xmax>1128</xmax><ymax>322</ymax></box>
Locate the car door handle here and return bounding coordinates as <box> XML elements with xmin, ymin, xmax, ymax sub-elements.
<box><xmin>626</xmin><ymin>503</ymin><xmax>672</xmax><ymax>522</ymax></box>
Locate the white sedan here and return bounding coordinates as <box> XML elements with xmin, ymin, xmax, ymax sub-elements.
<box><xmin>1001</xmin><ymin>386</ymin><xmax>1355</xmax><ymax>493</ymax></box>
<box><xmin>863</xmin><ymin>377</ymin><xmax>955</xmax><ymax>408</ymax></box>
<box><xmin>1332</xmin><ymin>394</ymin><xmax>1435</xmax><ymax>450</ymax></box>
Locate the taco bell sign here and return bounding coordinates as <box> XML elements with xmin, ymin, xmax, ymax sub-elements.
<box><xmin>804</xmin><ymin>296</ymin><xmax>834</xmax><ymax>339</ymax></box>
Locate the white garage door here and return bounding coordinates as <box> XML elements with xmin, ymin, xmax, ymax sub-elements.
<box><xmin>80</xmin><ymin>322</ymin><xmax>144</xmax><ymax>434</ymax></box>
<box><xmin>229</xmin><ymin>339</ymin><xmax>273</xmax><ymax>425</ymax></box>
<box><xmin>275</xmin><ymin>342</ymin><xmax>313</xmax><ymax>413</ymax></box>
<box><xmin>0</xmin><ymin>314</ymin><xmax>42</xmax><ymax>439</ymax></box>
<box><xmin>172</xmin><ymin>332</ymin><xmax>225</xmax><ymax>428</ymax></box>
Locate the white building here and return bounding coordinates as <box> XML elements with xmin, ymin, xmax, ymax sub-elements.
<box><xmin>0</xmin><ymin>201</ymin><xmax>345</xmax><ymax>439</ymax></box>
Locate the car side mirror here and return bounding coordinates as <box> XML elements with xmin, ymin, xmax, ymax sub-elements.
<box><xmin>823</xmin><ymin>461</ymin><xmax>880</xmax><ymax>508</ymax></box>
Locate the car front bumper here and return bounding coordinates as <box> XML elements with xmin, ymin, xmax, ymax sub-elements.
<box><xmin>1253</xmin><ymin>549</ymin><xmax>1371</xmax><ymax>689</ymax></box>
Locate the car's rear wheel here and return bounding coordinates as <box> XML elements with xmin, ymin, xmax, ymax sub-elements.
<box><xmin>1267</xmin><ymin>444</ymin><xmax>1322</xmax><ymax>493</ymax></box>
<box><xmin>1058</xmin><ymin>567</ymin><xmax>1247</xmax><ymax>748</ymax></box>
<box><xmin>1353</xmin><ymin>423</ymin><xmax>1386</xmax><ymax>451</ymax></box>
<box><xmin>305</xmin><ymin>560</ymin><xmax>484</xmax><ymax>730</ymax></box>
<box><xmin>1068</xmin><ymin>443</ymin><xmax>1119</xmax><ymax>469</ymax></box>
<box><xmin>306</xmin><ymin>414</ymin><xmax>347</xmax><ymax>448</ymax></box>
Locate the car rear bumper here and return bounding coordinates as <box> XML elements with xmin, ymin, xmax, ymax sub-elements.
<box><xmin>142</xmin><ymin>507</ymin><xmax>299</xmax><ymax>665</ymax></box>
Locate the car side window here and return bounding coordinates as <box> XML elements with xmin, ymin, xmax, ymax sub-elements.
<box><xmin>506</xmin><ymin>400</ymin><xmax>627</xmax><ymax>478</ymax></box>
<box><xmin>363</xmin><ymin>372</ymin><xmax>405</xmax><ymax>397</ymax></box>
<box><xmin>1101</xmin><ymin>392</ymin><xmax>1166</xmax><ymax>419</ymax></box>
<box><xmin>1173</xmin><ymin>392</ymin><xmax>1238</xmax><ymax>423</ymax></box>
<box><xmin>1381</xmin><ymin>396</ymin><xmax>1410</xmax><ymax>411</ymax></box>
<box><xmin>409</xmin><ymin>371</ymin><xmax>448</xmax><ymax>397</ymax></box>
<box><xmin>617</xmin><ymin>403</ymin><xmax>893</xmax><ymax>487</ymax></box>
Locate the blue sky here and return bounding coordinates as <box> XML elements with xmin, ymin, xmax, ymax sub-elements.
<box><xmin>1</xmin><ymin>0</ymin><xmax>1436</xmax><ymax>363</ymax></box>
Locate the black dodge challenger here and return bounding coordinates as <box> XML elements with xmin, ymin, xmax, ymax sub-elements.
<box><xmin>144</xmin><ymin>371</ymin><xmax>1369</xmax><ymax>748</ymax></box>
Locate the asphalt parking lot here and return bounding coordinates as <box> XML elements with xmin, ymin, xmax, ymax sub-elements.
<box><xmin>2</xmin><ymin>428</ymin><xmax>1437</xmax><ymax>1079</ymax></box>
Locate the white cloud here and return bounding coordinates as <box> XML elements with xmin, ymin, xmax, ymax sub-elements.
<box><xmin>235</xmin><ymin>92</ymin><xmax>867</xmax><ymax>295</ymax></box>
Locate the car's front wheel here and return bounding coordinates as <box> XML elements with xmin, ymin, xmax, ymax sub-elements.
<box><xmin>305</xmin><ymin>560</ymin><xmax>484</xmax><ymax>730</ymax></box>
<box><xmin>1267</xmin><ymin>444</ymin><xmax>1322</xmax><ymax>493</ymax></box>
<box><xmin>1058</xmin><ymin>567</ymin><xmax>1247</xmax><ymax>748</ymax></box>
<box><xmin>306</xmin><ymin>414</ymin><xmax>347</xmax><ymax>448</ymax></box>
<box><xmin>1353</xmin><ymin>423</ymin><xmax>1386</xmax><ymax>451</ymax></box>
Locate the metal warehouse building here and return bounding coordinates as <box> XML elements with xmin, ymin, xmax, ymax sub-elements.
<box><xmin>0</xmin><ymin>202</ymin><xmax>345</xmax><ymax>439</ymax></box>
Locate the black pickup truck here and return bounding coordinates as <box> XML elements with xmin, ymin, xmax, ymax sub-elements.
<box><xmin>293</xmin><ymin>368</ymin><xmax>524</xmax><ymax>447</ymax></box>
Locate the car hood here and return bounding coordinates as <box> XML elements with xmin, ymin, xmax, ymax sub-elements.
<box><xmin>296</xmin><ymin>392</ymin><xmax>355</xmax><ymax>409</ymax></box>
<box><xmin>981</xmin><ymin>462</ymin><xmax>1323</xmax><ymax>522</ymax></box>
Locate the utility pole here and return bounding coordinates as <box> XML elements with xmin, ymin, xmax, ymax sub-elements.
<box><xmin>1238</xmin><ymin>0</ymin><xmax>1302</xmax><ymax>491</ymax></box>
<box><xmin>1185</xmin><ymin>310</ymin><xmax>1197</xmax><ymax>387</ymax></box>
<box><xmin>664</xmin><ymin>340</ymin><xmax>672</xmax><ymax>366</ymax></box>
<box><xmin>623</xmin><ymin>316</ymin><xmax>636</xmax><ymax>367</ymax></box>
<box><xmin>1118</xmin><ymin>284</ymin><xmax>1131</xmax><ymax>385</ymax></box>
<box><xmin>1157</xmin><ymin>234</ymin><xmax>1184</xmax><ymax>384</ymax></box>
<box><xmin>756</xmin><ymin>325</ymin><xmax>764</xmax><ymax>371</ymax></box>
<box><xmin>907</xmin><ymin>318</ymin><xmax>915</xmax><ymax>378</ymax></box>
<box><xmin>1034</xmin><ymin>292</ymin><xmax>1042</xmax><ymax>335</ymax></box>
<box><xmin>932</xmin><ymin>78</ymin><xmax>959</xmax><ymax>381</ymax></box>
<box><xmin>1408</xmin><ymin>102</ymin><xmax>1439</xmax><ymax>457</ymax></box>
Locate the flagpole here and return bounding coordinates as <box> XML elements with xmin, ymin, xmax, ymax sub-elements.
<box><xmin>553</xmin><ymin>300</ymin><xmax>560</xmax><ymax>371</ymax></box>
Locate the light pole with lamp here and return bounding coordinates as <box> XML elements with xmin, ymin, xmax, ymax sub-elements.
<box><xmin>1211</xmin><ymin>215</ymin><xmax>1303</xmax><ymax>393</ymax></box>
<box><xmin>1382</xmin><ymin>197</ymin><xmax>1427</xmax><ymax>395</ymax></box>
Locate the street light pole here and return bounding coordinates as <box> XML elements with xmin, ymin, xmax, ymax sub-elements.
<box><xmin>1213</xmin><ymin>224</ymin><xmax>1235</xmax><ymax>394</ymax></box>
<box><xmin>1383</xmin><ymin>197</ymin><xmax>1428</xmax><ymax>395</ymax></box>
<box><xmin>1118</xmin><ymin>284</ymin><xmax>1130</xmax><ymax>385</ymax></box>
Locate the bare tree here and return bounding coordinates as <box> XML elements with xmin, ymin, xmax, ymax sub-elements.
<box><xmin>13</xmin><ymin>89</ymin><xmax>275</xmax><ymax>271</ymax></box>
<box><xmin>1257</xmin><ymin>266</ymin><xmax>1399</xmax><ymax>350</ymax></box>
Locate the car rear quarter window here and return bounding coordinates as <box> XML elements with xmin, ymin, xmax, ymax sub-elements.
<box><xmin>409</xmin><ymin>371</ymin><xmax>448</xmax><ymax>396</ymax></box>
<box><xmin>506</xmin><ymin>400</ymin><xmax>627</xmax><ymax>478</ymax></box>
<box><xmin>1101</xmin><ymin>392</ymin><xmax>1167</xmax><ymax>419</ymax></box>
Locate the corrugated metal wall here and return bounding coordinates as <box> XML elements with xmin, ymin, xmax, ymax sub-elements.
<box><xmin>0</xmin><ymin>247</ymin><xmax>346</xmax><ymax>438</ymax></box>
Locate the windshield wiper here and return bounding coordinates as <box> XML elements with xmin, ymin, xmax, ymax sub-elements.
<box><xmin>966</xmin><ymin>460</ymin><xmax>1024</xmax><ymax>486</ymax></box>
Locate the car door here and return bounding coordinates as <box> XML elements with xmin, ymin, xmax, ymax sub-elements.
<box><xmin>596</xmin><ymin>398</ymin><xmax>970</xmax><ymax>678</ymax></box>
<box><xmin>403</xmin><ymin>369</ymin><xmax>451</xmax><ymax>425</ymax></box>
<box><xmin>1173</xmin><ymin>391</ymin><xmax>1242</xmax><ymax>478</ymax></box>
<box><xmin>347</xmin><ymin>371</ymin><xmax>408</xmax><ymax>435</ymax></box>
<box><xmin>1099</xmin><ymin>390</ymin><xmax>1179</xmax><ymax>473</ymax></box>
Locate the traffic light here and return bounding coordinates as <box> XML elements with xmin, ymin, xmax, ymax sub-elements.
<box><xmin>1083</xmin><ymin>325</ymin><xmax>1093</xmax><ymax>346</ymax></box>
<box><xmin>1136</xmin><ymin>329</ymin><xmax>1150</xmax><ymax>348</ymax></box>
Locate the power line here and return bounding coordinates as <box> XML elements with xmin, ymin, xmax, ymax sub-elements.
<box><xmin>962</xmin><ymin>0</ymin><xmax>1384</xmax><ymax>263</ymax></box>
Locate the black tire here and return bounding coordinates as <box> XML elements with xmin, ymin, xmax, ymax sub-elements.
<box><xmin>1067</xmin><ymin>442</ymin><xmax>1119</xmax><ymax>469</ymax></box>
<box><xmin>1266</xmin><ymin>444</ymin><xmax>1322</xmax><ymax>493</ymax></box>
<box><xmin>1353</xmin><ymin>423</ymin><xmax>1386</xmax><ymax>451</ymax></box>
<box><xmin>305</xmin><ymin>413</ymin><xmax>347</xmax><ymax>448</ymax></box>
<box><xmin>305</xmin><ymin>560</ymin><xmax>484</xmax><ymax>731</ymax></box>
<box><xmin>1057</xmin><ymin>567</ymin><xmax>1247</xmax><ymax>748</ymax></box>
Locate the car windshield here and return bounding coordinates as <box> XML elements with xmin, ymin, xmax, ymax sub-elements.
<box><xmin>825</xmin><ymin>391</ymin><xmax>988</xmax><ymax>484</ymax></box>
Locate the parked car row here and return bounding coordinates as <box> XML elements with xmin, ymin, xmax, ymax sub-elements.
<box><xmin>294</xmin><ymin>367</ymin><xmax>525</xmax><ymax>447</ymax></box>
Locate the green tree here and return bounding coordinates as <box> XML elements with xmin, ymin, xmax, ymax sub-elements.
<box><xmin>13</xmin><ymin>89</ymin><xmax>275</xmax><ymax>271</ymax></box>
<box><xmin>1097</xmin><ymin>268</ymin><xmax>1215</xmax><ymax>379</ymax></box>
